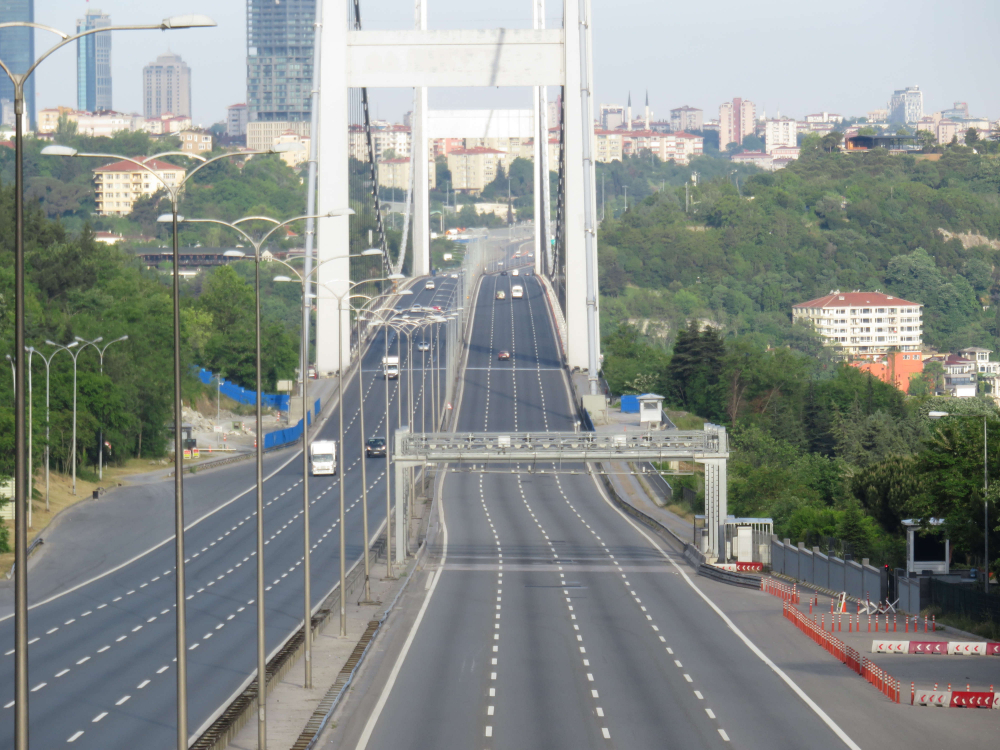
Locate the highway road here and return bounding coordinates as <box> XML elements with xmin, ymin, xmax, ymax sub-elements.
<box><xmin>0</xmin><ymin>275</ymin><xmax>463</xmax><ymax>749</ymax></box>
<box><xmin>342</xmin><ymin>260</ymin><xmax>866</xmax><ymax>749</ymax></box>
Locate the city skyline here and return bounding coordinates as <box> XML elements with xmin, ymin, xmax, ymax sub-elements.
<box><xmin>26</xmin><ymin>0</ymin><xmax>1000</xmax><ymax>129</ymax></box>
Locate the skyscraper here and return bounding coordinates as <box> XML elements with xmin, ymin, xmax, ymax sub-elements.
<box><xmin>143</xmin><ymin>53</ymin><xmax>192</xmax><ymax>118</ymax></box>
<box><xmin>246</xmin><ymin>0</ymin><xmax>316</xmax><ymax>122</ymax></box>
<box><xmin>77</xmin><ymin>8</ymin><xmax>112</xmax><ymax>112</ymax></box>
<box><xmin>0</xmin><ymin>0</ymin><xmax>35</xmax><ymax>128</ymax></box>
<box><xmin>888</xmin><ymin>86</ymin><xmax>923</xmax><ymax>125</ymax></box>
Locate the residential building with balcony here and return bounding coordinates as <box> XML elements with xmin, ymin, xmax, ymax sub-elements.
<box><xmin>93</xmin><ymin>158</ymin><xmax>185</xmax><ymax>216</ymax></box>
<box><xmin>791</xmin><ymin>290</ymin><xmax>923</xmax><ymax>357</ymax></box>
<box><xmin>177</xmin><ymin>129</ymin><xmax>213</xmax><ymax>155</ymax></box>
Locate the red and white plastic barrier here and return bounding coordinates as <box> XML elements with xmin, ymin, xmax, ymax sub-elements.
<box><xmin>714</xmin><ymin>562</ymin><xmax>764</xmax><ymax>572</ymax></box>
<box><xmin>913</xmin><ymin>689</ymin><xmax>953</xmax><ymax>707</ymax></box>
<box><xmin>912</xmin><ymin>687</ymin><xmax>999</xmax><ymax>708</ymax></box>
<box><xmin>871</xmin><ymin>640</ymin><xmax>999</xmax><ymax>656</ymax></box>
<box><xmin>871</xmin><ymin>641</ymin><xmax>908</xmax><ymax>654</ymax></box>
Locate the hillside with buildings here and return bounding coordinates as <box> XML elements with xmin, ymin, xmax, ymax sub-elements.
<box><xmin>599</xmin><ymin>141</ymin><xmax>1000</xmax><ymax>360</ymax></box>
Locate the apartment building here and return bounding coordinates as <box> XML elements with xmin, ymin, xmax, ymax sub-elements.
<box><xmin>93</xmin><ymin>158</ymin><xmax>185</xmax><ymax>216</ymax></box>
<box><xmin>248</xmin><ymin>120</ymin><xmax>309</xmax><ymax>151</ymax></box>
<box><xmin>227</xmin><ymin>103</ymin><xmax>249</xmax><ymax>137</ymax></box>
<box><xmin>670</xmin><ymin>106</ymin><xmax>703</xmax><ymax>132</ymax></box>
<box><xmin>791</xmin><ymin>291</ymin><xmax>923</xmax><ymax>357</ymax></box>
<box><xmin>177</xmin><ymin>129</ymin><xmax>213</xmax><ymax>155</ymax></box>
<box><xmin>142</xmin><ymin>52</ymin><xmax>191</xmax><ymax>118</ymax></box>
<box><xmin>764</xmin><ymin>117</ymin><xmax>797</xmax><ymax>152</ymax></box>
<box><xmin>447</xmin><ymin>147</ymin><xmax>505</xmax><ymax>192</ymax></box>
<box><xmin>888</xmin><ymin>86</ymin><xmax>923</xmax><ymax>124</ymax></box>
<box><xmin>595</xmin><ymin>129</ymin><xmax>703</xmax><ymax>165</ymax></box>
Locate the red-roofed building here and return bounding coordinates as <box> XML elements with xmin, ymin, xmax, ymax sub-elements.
<box><xmin>792</xmin><ymin>290</ymin><xmax>923</xmax><ymax>358</ymax></box>
<box><xmin>92</xmin><ymin>157</ymin><xmax>186</xmax><ymax>216</ymax></box>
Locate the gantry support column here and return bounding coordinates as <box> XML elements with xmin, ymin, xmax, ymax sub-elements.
<box><xmin>562</xmin><ymin>0</ymin><xmax>599</xmax><ymax>370</ymax></box>
<box><xmin>411</xmin><ymin>0</ymin><xmax>431</xmax><ymax>277</ymax></box>
<box><xmin>698</xmin><ymin>458</ymin><xmax>728</xmax><ymax>562</ymax></box>
<box><xmin>316</xmin><ymin>0</ymin><xmax>352</xmax><ymax>374</ymax></box>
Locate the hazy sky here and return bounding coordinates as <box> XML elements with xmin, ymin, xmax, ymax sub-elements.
<box><xmin>34</xmin><ymin>0</ymin><xmax>1000</xmax><ymax>126</ymax></box>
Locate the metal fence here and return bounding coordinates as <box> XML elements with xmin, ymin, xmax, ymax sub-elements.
<box><xmin>928</xmin><ymin>578</ymin><xmax>1000</xmax><ymax>623</ymax></box>
<box><xmin>197</xmin><ymin>368</ymin><xmax>290</xmax><ymax>411</ymax></box>
<box><xmin>770</xmin><ymin>537</ymin><xmax>884</xmax><ymax>603</ymax></box>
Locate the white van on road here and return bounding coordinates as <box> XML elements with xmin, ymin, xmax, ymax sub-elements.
<box><xmin>310</xmin><ymin>440</ymin><xmax>337</xmax><ymax>475</ymax></box>
<box><xmin>511</xmin><ymin>285</ymin><xmax>524</xmax><ymax>299</ymax></box>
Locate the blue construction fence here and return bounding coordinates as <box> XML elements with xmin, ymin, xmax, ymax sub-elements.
<box><xmin>197</xmin><ymin>368</ymin><xmax>291</xmax><ymax>412</ymax></box>
<box><xmin>264</xmin><ymin>398</ymin><xmax>322</xmax><ymax>450</ymax></box>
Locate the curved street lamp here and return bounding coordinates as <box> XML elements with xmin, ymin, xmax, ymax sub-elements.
<box><xmin>44</xmin><ymin>339</ymin><xmax>87</xmax><ymax>496</ymax></box>
<box><xmin>169</xmin><ymin>211</ymin><xmax>352</xmax><ymax>748</ymax></box>
<box><xmin>267</xmin><ymin>249</ymin><xmax>386</xmax><ymax>683</ymax></box>
<box><xmin>44</xmin><ymin>138</ymin><xmax>295</xmax><ymax>750</ymax></box>
<box><xmin>75</xmin><ymin>335</ymin><xmax>128</xmax><ymax>481</ymax></box>
<box><xmin>0</xmin><ymin>17</ymin><xmax>215</xmax><ymax>747</ymax></box>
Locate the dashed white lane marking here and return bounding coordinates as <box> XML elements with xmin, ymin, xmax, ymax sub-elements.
<box><xmin>478</xmin><ymin>472</ymin><xmax>503</xmax><ymax>743</ymax></box>
<box><xmin>10</xmin><ymin>349</ymin><xmax>414</xmax><ymax>664</ymax></box>
<box><xmin>115</xmin><ymin>695</ymin><xmax>130</xmax><ymax>705</ymax></box>
<box><xmin>552</xmin><ymin>472</ymin><xmax>728</xmax><ymax>742</ymax></box>
<box><xmin>67</xmin><ymin>730</ymin><xmax>84</xmax><ymax>742</ymax></box>
<box><xmin>92</xmin><ymin>712</ymin><xmax>107</xmax><ymax>723</ymax></box>
<box><xmin>515</xmin><ymin>474</ymin><xmax>610</xmax><ymax>741</ymax></box>
<box><xmin>719</xmin><ymin>729</ymin><xmax>730</xmax><ymax>742</ymax></box>
<box><xmin>584</xmin><ymin>469</ymin><xmax>863</xmax><ymax>750</ymax></box>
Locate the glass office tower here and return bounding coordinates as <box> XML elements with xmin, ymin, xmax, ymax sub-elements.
<box><xmin>0</xmin><ymin>0</ymin><xmax>35</xmax><ymax>128</ymax></box>
<box><xmin>77</xmin><ymin>8</ymin><xmax>113</xmax><ymax>112</ymax></box>
<box><xmin>246</xmin><ymin>0</ymin><xmax>315</xmax><ymax>122</ymax></box>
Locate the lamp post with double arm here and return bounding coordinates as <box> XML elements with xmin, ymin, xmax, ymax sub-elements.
<box><xmin>168</xmin><ymin>211</ymin><xmax>351</xmax><ymax>748</ymax></box>
<box><xmin>44</xmin><ymin>135</ymin><xmax>303</xmax><ymax>750</ymax></box>
<box><xmin>0</xmin><ymin>18</ymin><xmax>216</xmax><ymax>745</ymax></box>
<box><xmin>75</xmin><ymin>335</ymin><xmax>128</xmax><ymax>481</ymax></box>
<box><xmin>270</xmin><ymin>251</ymin><xmax>396</xmax><ymax>680</ymax></box>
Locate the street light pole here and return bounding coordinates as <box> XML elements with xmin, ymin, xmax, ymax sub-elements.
<box><xmin>31</xmin><ymin>348</ymin><xmax>58</xmax><ymax>512</ymax></box>
<box><xmin>46</xmin><ymin>339</ymin><xmax>86</xmax><ymax>496</ymax></box>
<box><xmin>274</xmin><ymin>261</ymin><xmax>398</xmax><ymax>630</ymax></box>
<box><xmin>77</xmin><ymin>335</ymin><xmax>128</xmax><ymax>481</ymax></box>
<box><xmin>176</xmin><ymin>213</ymin><xmax>351</xmax><ymax>744</ymax></box>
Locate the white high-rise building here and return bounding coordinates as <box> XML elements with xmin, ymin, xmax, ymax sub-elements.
<box><xmin>792</xmin><ymin>291</ymin><xmax>923</xmax><ymax>357</ymax></box>
<box><xmin>142</xmin><ymin>52</ymin><xmax>191</xmax><ymax>118</ymax></box>
<box><xmin>599</xmin><ymin>103</ymin><xmax>624</xmax><ymax>130</ymax></box>
<box><xmin>765</xmin><ymin>117</ymin><xmax>798</xmax><ymax>152</ymax></box>
<box><xmin>888</xmin><ymin>86</ymin><xmax>923</xmax><ymax>125</ymax></box>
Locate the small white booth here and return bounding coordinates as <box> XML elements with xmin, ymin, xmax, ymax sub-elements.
<box><xmin>902</xmin><ymin>518</ymin><xmax>950</xmax><ymax>575</ymax></box>
<box><xmin>638</xmin><ymin>393</ymin><xmax>664</xmax><ymax>427</ymax></box>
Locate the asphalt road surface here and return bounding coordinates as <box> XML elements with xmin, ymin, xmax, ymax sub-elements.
<box><xmin>345</xmin><ymin>268</ymin><xmax>865</xmax><ymax>750</ymax></box>
<box><xmin>0</xmin><ymin>275</ymin><xmax>462</xmax><ymax>750</ymax></box>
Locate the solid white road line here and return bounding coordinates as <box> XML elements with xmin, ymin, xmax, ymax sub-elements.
<box><xmin>354</xmin><ymin>484</ymin><xmax>449</xmax><ymax>750</ymax></box>
<box><xmin>588</xmin><ymin>472</ymin><xmax>863</xmax><ymax>750</ymax></box>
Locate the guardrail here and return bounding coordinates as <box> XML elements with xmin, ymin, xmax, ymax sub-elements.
<box><xmin>6</xmin><ymin>536</ymin><xmax>43</xmax><ymax>580</ymax></box>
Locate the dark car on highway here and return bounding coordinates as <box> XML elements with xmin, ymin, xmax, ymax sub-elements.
<box><xmin>366</xmin><ymin>436</ymin><xmax>387</xmax><ymax>457</ymax></box>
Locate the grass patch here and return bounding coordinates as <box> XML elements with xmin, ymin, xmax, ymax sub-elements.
<box><xmin>666</xmin><ymin>409</ymin><xmax>705</xmax><ymax>430</ymax></box>
<box><xmin>923</xmin><ymin>605</ymin><xmax>1000</xmax><ymax>640</ymax></box>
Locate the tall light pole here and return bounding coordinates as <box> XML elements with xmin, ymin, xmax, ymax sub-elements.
<box><xmin>171</xmin><ymin>212</ymin><xmax>350</xmax><ymax>747</ymax></box>
<box><xmin>45</xmin><ymin>134</ymin><xmax>297</xmax><ymax>750</ymax></box>
<box><xmin>45</xmin><ymin>339</ymin><xmax>87</xmax><ymax>496</ymax></box>
<box><xmin>76</xmin><ymin>335</ymin><xmax>128</xmax><ymax>481</ymax></box>
<box><xmin>307</xmin><ymin>277</ymin><xmax>405</xmax><ymax>628</ymax></box>
<box><xmin>28</xmin><ymin>347</ymin><xmax>59</xmax><ymax>513</ymax></box>
<box><xmin>271</xmin><ymin>249</ymin><xmax>391</xmax><ymax>675</ymax></box>
<box><xmin>0</xmin><ymin>17</ymin><xmax>216</xmax><ymax>747</ymax></box>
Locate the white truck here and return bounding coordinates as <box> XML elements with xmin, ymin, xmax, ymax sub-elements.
<box><xmin>382</xmin><ymin>355</ymin><xmax>400</xmax><ymax>379</ymax></box>
<box><xmin>511</xmin><ymin>284</ymin><xmax>524</xmax><ymax>299</ymax></box>
<box><xmin>310</xmin><ymin>440</ymin><xmax>337</xmax><ymax>476</ymax></box>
